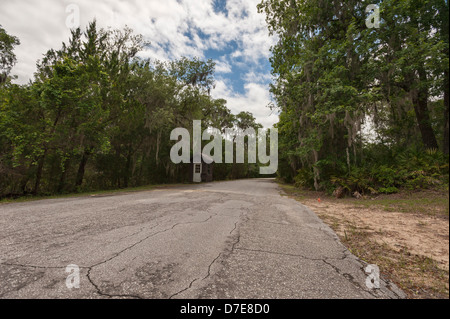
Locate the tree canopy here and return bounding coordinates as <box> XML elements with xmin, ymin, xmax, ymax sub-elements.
<box><xmin>258</xmin><ymin>0</ymin><xmax>449</xmax><ymax>193</ymax></box>
<box><xmin>0</xmin><ymin>22</ymin><xmax>263</xmax><ymax>198</ymax></box>
<box><xmin>0</xmin><ymin>25</ymin><xmax>20</xmax><ymax>84</ymax></box>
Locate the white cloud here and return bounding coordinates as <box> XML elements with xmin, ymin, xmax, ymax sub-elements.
<box><xmin>242</xmin><ymin>71</ymin><xmax>273</xmax><ymax>84</ymax></box>
<box><xmin>212</xmin><ymin>78</ymin><xmax>278</xmax><ymax>129</ymax></box>
<box><xmin>215</xmin><ymin>58</ymin><xmax>232</xmax><ymax>74</ymax></box>
<box><xmin>0</xmin><ymin>0</ymin><xmax>278</xmax><ymax>126</ymax></box>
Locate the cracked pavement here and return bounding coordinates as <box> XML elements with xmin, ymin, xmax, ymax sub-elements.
<box><xmin>0</xmin><ymin>179</ymin><xmax>405</xmax><ymax>299</ymax></box>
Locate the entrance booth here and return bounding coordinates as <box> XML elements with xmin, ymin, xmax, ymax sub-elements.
<box><xmin>190</xmin><ymin>154</ymin><xmax>214</xmax><ymax>183</ymax></box>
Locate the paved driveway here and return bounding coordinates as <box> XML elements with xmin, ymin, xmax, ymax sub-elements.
<box><xmin>0</xmin><ymin>179</ymin><xmax>404</xmax><ymax>299</ymax></box>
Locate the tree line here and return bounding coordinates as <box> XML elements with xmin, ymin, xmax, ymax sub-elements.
<box><xmin>258</xmin><ymin>0</ymin><xmax>449</xmax><ymax>195</ymax></box>
<box><xmin>0</xmin><ymin>22</ymin><xmax>263</xmax><ymax>198</ymax></box>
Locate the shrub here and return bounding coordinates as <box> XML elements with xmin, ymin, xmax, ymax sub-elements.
<box><xmin>378</xmin><ymin>186</ymin><xmax>399</xmax><ymax>194</ymax></box>
<box><xmin>291</xmin><ymin>147</ymin><xmax>449</xmax><ymax>197</ymax></box>
<box><xmin>294</xmin><ymin>168</ymin><xmax>314</xmax><ymax>188</ymax></box>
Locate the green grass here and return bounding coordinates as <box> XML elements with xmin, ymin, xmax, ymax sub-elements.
<box><xmin>278</xmin><ymin>183</ymin><xmax>310</xmax><ymax>201</ymax></box>
<box><xmin>352</xmin><ymin>197</ymin><xmax>449</xmax><ymax>217</ymax></box>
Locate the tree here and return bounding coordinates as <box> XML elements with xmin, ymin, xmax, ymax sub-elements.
<box><xmin>0</xmin><ymin>25</ymin><xmax>20</xmax><ymax>84</ymax></box>
<box><xmin>0</xmin><ymin>20</ymin><xmax>263</xmax><ymax>198</ymax></box>
<box><xmin>258</xmin><ymin>0</ymin><xmax>449</xmax><ymax>191</ymax></box>
<box><xmin>203</xmin><ymin>98</ymin><xmax>236</xmax><ymax>133</ymax></box>
<box><xmin>33</xmin><ymin>21</ymin><xmax>143</xmax><ymax>192</ymax></box>
<box><xmin>0</xmin><ymin>84</ymin><xmax>41</xmax><ymax>195</ymax></box>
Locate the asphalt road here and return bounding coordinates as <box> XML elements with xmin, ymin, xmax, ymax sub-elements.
<box><xmin>0</xmin><ymin>179</ymin><xmax>404</xmax><ymax>299</ymax></box>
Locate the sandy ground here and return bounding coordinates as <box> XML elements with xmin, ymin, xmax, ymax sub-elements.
<box><xmin>302</xmin><ymin>200</ymin><xmax>449</xmax><ymax>272</ymax></box>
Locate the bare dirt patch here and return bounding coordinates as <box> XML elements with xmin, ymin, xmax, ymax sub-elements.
<box><xmin>280</xmin><ymin>184</ymin><xmax>449</xmax><ymax>299</ymax></box>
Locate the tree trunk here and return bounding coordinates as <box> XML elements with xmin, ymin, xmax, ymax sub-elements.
<box><xmin>33</xmin><ymin>109</ymin><xmax>61</xmax><ymax>195</ymax></box>
<box><xmin>124</xmin><ymin>145</ymin><xmax>133</xmax><ymax>189</ymax></box>
<box><xmin>33</xmin><ymin>149</ymin><xmax>48</xmax><ymax>195</ymax></box>
<box><xmin>75</xmin><ymin>148</ymin><xmax>91</xmax><ymax>188</ymax></box>
<box><xmin>58</xmin><ymin>158</ymin><xmax>71</xmax><ymax>193</ymax></box>
<box><xmin>439</xmin><ymin>0</ymin><xmax>449</xmax><ymax>154</ymax></box>
<box><xmin>412</xmin><ymin>68</ymin><xmax>439</xmax><ymax>150</ymax></box>
<box><xmin>313</xmin><ymin>150</ymin><xmax>320</xmax><ymax>191</ymax></box>
<box><xmin>19</xmin><ymin>174</ymin><xmax>30</xmax><ymax>194</ymax></box>
<box><xmin>443</xmin><ymin>70</ymin><xmax>449</xmax><ymax>155</ymax></box>
<box><xmin>138</xmin><ymin>153</ymin><xmax>146</xmax><ymax>185</ymax></box>
<box><xmin>19</xmin><ymin>163</ymin><xmax>34</xmax><ymax>194</ymax></box>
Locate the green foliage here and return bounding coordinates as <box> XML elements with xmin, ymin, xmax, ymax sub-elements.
<box><xmin>378</xmin><ymin>187</ymin><xmax>400</xmax><ymax>195</ymax></box>
<box><xmin>0</xmin><ymin>25</ymin><xmax>20</xmax><ymax>83</ymax></box>
<box><xmin>260</xmin><ymin>0</ymin><xmax>449</xmax><ymax>195</ymax></box>
<box><xmin>0</xmin><ymin>22</ymin><xmax>263</xmax><ymax>198</ymax></box>
<box><xmin>328</xmin><ymin>149</ymin><xmax>449</xmax><ymax>195</ymax></box>
<box><xmin>294</xmin><ymin>168</ymin><xmax>314</xmax><ymax>188</ymax></box>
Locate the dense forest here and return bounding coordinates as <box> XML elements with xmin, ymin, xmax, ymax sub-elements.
<box><xmin>1</xmin><ymin>0</ymin><xmax>449</xmax><ymax>199</ymax></box>
<box><xmin>0</xmin><ymin>22</ymin><xmax>264</xmax><ymax>198</ymax></box>
<box><xmin>258</xmin><ymin>0</ymin><xmax>449</xmax><ymax>195</ymax></box>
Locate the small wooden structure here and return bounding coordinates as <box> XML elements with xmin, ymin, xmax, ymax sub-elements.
<box><xmin>190</xmin><ymin>154</ymin><xmax>214</xmax><ymax>183</ymax></box>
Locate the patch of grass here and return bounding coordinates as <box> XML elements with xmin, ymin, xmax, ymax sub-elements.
<box><xmin>353</xmin><ymin>196</ymin><xmax>449</xmax><ymax>218</ymax></box>
<box><xmin>278</xmin><ymin>183</ymin><xmax>321</xmax><ymax>202</ymax></box>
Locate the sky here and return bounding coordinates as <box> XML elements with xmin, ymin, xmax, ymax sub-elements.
<box><xmin>0</xmin><ymin>0</ymin><xmax>279</xmax><ymax>128</ymax></box>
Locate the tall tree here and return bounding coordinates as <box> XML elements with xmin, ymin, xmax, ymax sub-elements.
<box><xmin>0</xmin><ymin>25</ymin><xmax>20</xmax><ymax>84</ymax></box>
<box><xmin>258</xmin><ymin>0</ymin><xmax>448</xmax><ymax>190</ymax></box>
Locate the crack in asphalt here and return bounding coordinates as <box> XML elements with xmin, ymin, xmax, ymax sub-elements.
<box><xmin>168</xmin><ymin>278</ymin><xmax>199</xmax><ymax>299</ymax></box>
<box><xmin>114</xmin><ymin>226</ymin><xmax>148</xmax><ymax>243</ymax></box>
<box><xmin>201</xmin><ymin>220</ymin><xmax>242</xmax><ymax>282</ymax></box>
<box><xmin>202</xmin><ymin>253</ymin><xmax>223</xmax><ymax>282</ymax></box>
<box><xmin>88</xmin><ymin>223</ymin><xmax>162</xmax><ymax>269</ymax></box>
<box><xmin>321</xmin><ymin>259</ymin><xmax>403</xmax><ymax>299</ymax></box>
<box><xmin>250</xmin><ymin>218</ymin><xmax>291</xmax><ymax>226</ymax></box>
<box><xmin>0</xmin><ymin>263</ymin><xmax>80</xmax><ymax>270</ymax></box>
<box><xmin>234</xmin><ymin>247</ymin><xmax>325</xmax><ymax>261</ymax></box>
<box><xmin>1</xmin><ymin>211</ymin><xmax>219</xmax><ymax>299</ymax></box>
<box><xmin>86</xmin><ymin>268</ymin><xmax>143</xmax><ymax>299</ymax></box>
<box><xmin>321</xmin><ymin>259</ymin><xmax>379</xmax><ymax>298</ymax></box>
<box><xmin>213</xmin><ymin>204</ymin><xmax>399</xmax><ymax>299</ymax></box>
<box><xmin>167</xmin><ymin>212</ymin><xmax>246</xmax><ymax>299</ymax></box>
<box><xmin>85</xmin><ymin>211</ymin><xmax>218</xmax><ymax>298</ymax></box>
<box><xmin>231</xmin><ymin>246</ymin><xmax>396</xmax><ymax>299</ymax></box>
<box><xmin>385</xmin><ymin>281</ymin><xmax>404</xmax><ymax>299</ymax></box>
